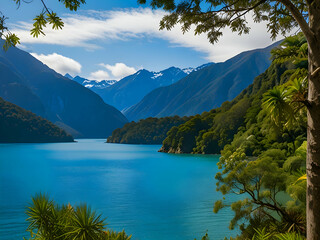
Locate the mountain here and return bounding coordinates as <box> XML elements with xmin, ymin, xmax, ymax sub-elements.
<box><xmin>69</xmin><ymin>75</ymin><xmax>117</xmax><ymax>89</ymax></box>
<box><xmin>83</xmin><ymin>79</ymin><xmax>117</xmax><ymax>89</ymax></box>
<box><xmin>73</xmin><ymin>65</ymin><xmax>214</xmax><ymax>112</ymax></box>
<box><xmin>96</xmin><ymin>67</ymin><xmax>194</xmax><ymax>111</ymax></box>
<box><xmin>0</xmin><ymin>41</ymin><xmax>128</xmax><ymax>138</ymax></box>
<box><xmin>124</xmin><ymin>43</ymin><xmax>279</xmax><ymax>121</ymax></box>
<box><xmin>182</xmin><ymin>62</ymin><xmax>214</xmax><ymax>74</ymax></box>
<box><xmin>64</xmin><ymin>73</ymin><xmax>74</xmax><ymax>80</ymax></box>
<box><xmin>79</xmin><ymin>67</ymin><xmax>185</xmax><ymax>112</ymax></box>
<box><xmin>66</xmin><ymin>64</ymin><xmax>213</xmax><ymax>112</ymax></box>
<box><xmin>0</xmin><ymin>97</ymin><xmax>74</xmax><ymax>143</ymax></box>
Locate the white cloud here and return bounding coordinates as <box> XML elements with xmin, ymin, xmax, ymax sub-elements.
<box><xmin>13</xmin><ymin>8</ymin><xmax>294</xmax><ymax>62</ymax></box>
<box><xmin>89</xmin><ymin>63</ymin><xmax>137</xmax><ymax>81</ymax></box>
<box><xmin>101</xmin><ymin>63</ymin><xmax>136</xmax><ymax>79</ymax></box>
<box><xmin>30</xmin><ymin>52</ymin><xmax>82</xmax><ymax>75</ymax></box>
<box><xmin>89</xmin><ymin>70</ymin><xmax>110</xmax><ymax>81</ymax></box>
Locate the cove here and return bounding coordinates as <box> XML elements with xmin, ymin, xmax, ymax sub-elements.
<box><xmin>0</xmin><ymin>139</ymin><xmax>240</xmax><ymax>240</ymax></box>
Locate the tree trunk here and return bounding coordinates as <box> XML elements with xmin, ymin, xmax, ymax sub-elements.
<box><xmin>307</xmin><ymin>1</ymin><xmax>320</xmax><ymax>239</ymax></box>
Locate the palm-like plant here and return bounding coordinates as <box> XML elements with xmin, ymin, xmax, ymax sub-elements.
<box><xmin>271</xmin><ymin>33</ymin><xmax>307</xmax><ymax>65</ymax></box>
<box><xmin>262</xmin><ymin>86</ymin><xmax>294</xmax><ymax>128</ymax></box>
<box><xmin>102</xmin><ymin>229</ymin><xmax>132</xmax><ymax>240</ymax></box>
<box><xmin>251</xmin><ymin>228</ymin><xmax>306</xmax><ymax>240</ymax></box>
<box><xmin>252</xmin><ymin>227</ymin><xmax>273</xmax><ymax>240</ymax></box>
<box><xmin>26</xmin><ymin>193</ymin><xmax>59</xmax><ymax>239</ymax></box>
<box><xmin>262</xmin><ymin>75</ymin><xmax>309</xmax><ymax>131</ymax></box>
<box><xmin>25</xmin><ymin>194</ymin><xmax>130</xmax><ymax>240</ymax></box>
<box><xmin>276</xmin><ymin>232</ymin><xmax>306</xmax><ymax>240</ymax></box>
<box><xmin>287</xmin><ymin>77</ymin><xmax>308</xmax><ymax>110</ymax></box>
<box><xmin>65</xmin><ymin>204</ymin><xmax>106</xmax><ymax>240</ymax></box>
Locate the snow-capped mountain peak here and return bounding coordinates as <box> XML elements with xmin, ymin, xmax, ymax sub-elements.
<box><xmin>151</xmin><ymin>72</ymin><xmax>163</xmax><ymax>79</ymax></box>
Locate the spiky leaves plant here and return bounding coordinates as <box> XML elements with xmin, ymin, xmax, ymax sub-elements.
<box><xmin>271</xmin><ymin>33</ymin><xmax>307</xmax><ymax>65</ymax></box>
<box><xmin>65</xmin><ymin>204</ymin><xmax>106</xmax><ymax>240</ymax></box>
<box><xmin>26</xmin><ymin>193</ymin><xmax>59</xmax><ymax>240</ymax></box>
<box><xmin>262</xmin><ymin>86</ymin><xmax>294</xmax><ymax>128</ymax></box>
<box><xmin>252</xmin><ymin>227</ymin><xmax>273</xmax><ymax>240</ymax></box>
<box><xmin>24</xmin><ymin>195</ymin><xmax>130</xmax><ymax>240</ymax></box>
<box><xmin>102</xmin><ymin>229</ymin><xmax>132</xmax><ymax>240</ymax></box>
<box><xmin>276</xmin><ymin>232</ymin><xmax>306</xmax><ymax>240</ymax></box>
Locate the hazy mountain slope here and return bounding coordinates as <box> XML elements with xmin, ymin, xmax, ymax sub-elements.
<box><xmin>0</xmin><ymin>42</ymin><xmax>128</xmax><ymax>138</ymax></box>
<box><xmin>0</xmin><ymin>97</ymin><xmax>74</xmax><ymax>143</ymax></box>
<box><xmin>0</xmin><ymin>61</ymin><xmax>46</xmax><ymax>116</ymax></box>
<box><xmin>125</xmin><ymin>43</ymin><xmax>278</xmax><ymax>121</ymax></box>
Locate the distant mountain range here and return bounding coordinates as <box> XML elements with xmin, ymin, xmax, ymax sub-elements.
<box><xmin>124</xmin><ymin>42</ymin><xmax>279</xmax><ymax>121</ymax></box>
<box><xmin>0</xmin><ymin>40</ymin><xmax>128</xmax><ymax>138</ymax></box>
<box><xmin>67</xmin><ymin>63</ymin><xmax>213</xmax><ymax>112</ymax></box>
<box><xmin>0</xmin><ymin>97</ymin><xmax>74</xmax><ymax>143</ymax></box>
<box><xmin>66</xmin><ymin>74</ymin><xmax>117</xmax><ymax>90</ymax></box>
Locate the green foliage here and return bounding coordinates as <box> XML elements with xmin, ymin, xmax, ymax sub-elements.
<box><xmin>249</xmin><ymin>228</ymin><xmax>306</xmax><ymax>240</ymax></box>
<box><xmin>139</xmin><ymin>1</ymin><xmax>307</xmax><ymax>44</ymax></box>
<box><xmin>275</xmin><ymin>232</ymin><xmax>305</xmax><ymax>240</ymax></box>
<box><xmin>262</xmin><ymin>86</ymin><xmax>294</xmax><ymax>128</ymax></box>
<box><xmin>30</xmin><ymin>12</ymin><xmax>64</xmax><ymax>38</ymax></box>
<box><xmin>24</xmin><ymin>194</ymin><xmax>131</xmax><ymax>240</ymax></box>
<box><xmin>162</xmin><ymin>115</ymin><xmax>209</xmax><ymax>153</ymax></box>
<box><xmin>208</xmin><ymin>34</ymin><xmax>308</xmax><ymax>239</ymax></box>
<box><xmin>107</xmin><ymin>116</ymin><xmax>190</xmax><ymax>144</ymax></box>
<box><xmin>0</xmin><ymin>97</ymin><xmax>73</xmax><ymax>143</ymax></box>
<box><xmin>155</xmin><ymin>35</ymin><xmax>308</xmax><ymax>239</ymax></box>
<box><xmin>0</xmin><ymin>13</ymin><xmax>20</xmax><ymax>50</ymax></box>
<box><xmin>1</xmin><ymin>0</ymin><xmax>85</xmax><ymax>49</ymax></box>
<box><xmin>102</xmin><ymin>230</ymin><xmax>132</xmax><ymax>240</ymax></box>
<box><xmin>271</xmin><ymin>33</ymin><xmax>307</xmax><ymax>65</ymax></box>
<box><xmin>252</xmin><ymin>227</ymin><xmax>272</xmax><ymax>240</ymax></box>
<box><xmin>161</xmin><ymin>61</ymin><xmax>302</xmax><ymax>154</ymax></box>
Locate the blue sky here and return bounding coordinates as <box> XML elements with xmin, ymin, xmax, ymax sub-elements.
<box><xmin>2</xmin><ymin>0</ymin><xmax>285</xmax><ymax>80</ymax></box>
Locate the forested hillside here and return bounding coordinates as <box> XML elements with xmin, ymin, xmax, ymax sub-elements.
<box><xmin>213</xmin><ymin>33</ymin><xmax>308</xmax><ymax>239</ymax></box>
<box><xmin>160</xmin><ymin>35</ymin><xmax>307</xmax><ymax>154</ymax></box>
<box><xmin>107</xmin><ymin>116</ymin><xmax>190</xmax><ymax>144</ymax></box>
<box><xmin>0</xmin><ymin>98</ymin><xmax>74</xmax><ymax>143</ymax></box>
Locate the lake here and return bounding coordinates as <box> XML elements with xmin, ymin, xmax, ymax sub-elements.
<box><xmin>0</xmin><ymin>139</ymin><xmax>239</xmax><ymax>240</ymax></box>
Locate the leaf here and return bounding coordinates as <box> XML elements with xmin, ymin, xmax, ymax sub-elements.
<box><xmin>46</xmin><ymin>12</ymin><xmax>64</xmax><ymax>30</ymax></box>
<box><xmin>30</xmin><ymin>13</ymin><xmax>47</xmax><ymax>37</ymax></box>
<box><xmin>3</xmin><ymin>32</ymin><xmax>20</xmax><ymax>50</ymax></box>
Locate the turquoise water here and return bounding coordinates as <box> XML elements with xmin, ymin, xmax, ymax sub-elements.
<box><xmin>0</xmin><ymin>139</ymin><xmax>239</xmax><ymax>240</ymax></box>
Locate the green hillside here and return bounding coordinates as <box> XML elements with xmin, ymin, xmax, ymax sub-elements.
<box><xmin>107</xmin><ymin>116</ymin><xmax>190</xmax><ymax>144</ymax></box>
<box><xmin>0</xmin><ymin>98</ymin><xmax>74</xmax><ymax>143</ymax></box>
<box><xmin>161</xmin><ymin>36</ymin><xmax>308</xmax><ymax>154</ymax></box>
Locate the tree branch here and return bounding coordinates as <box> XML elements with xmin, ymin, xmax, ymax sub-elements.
<box><xmin>311</xmin><ymin>67</ymin><xmax>320</xmax><ymax>78</ymax></box>
<box><xmin>40</xmin><ymin>0</ymin><xmax>51</xmax><ymax>14</ymax></box>
<box><xmin>277</xmin><ymin>0</ymin><xmax>313</xmax><ymax>42</ymax></box>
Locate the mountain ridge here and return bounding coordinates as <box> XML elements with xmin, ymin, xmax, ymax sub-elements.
<box><xmin>124</xmin><ymin>42</ymin><xmax>279</xmax><ymax>121</ymax></box>
<box><xmin>0</xmin><ymin>41</ymin><xmax>128</xmax><ymax>138</ymax></box>
<box><xmin>67</xmin><ymin>63</ymin><xmax>214</xmax><ymax>112</ymax></box>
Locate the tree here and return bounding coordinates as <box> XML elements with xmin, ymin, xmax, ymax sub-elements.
<box><xmin>138</xmin><ymin>0</ymin><xmax>320</xmax><ymax>238</ymax></box>
<box><xmin>0</xmin><ymin>0</ymin><xmax>85</xmax><ymax>50</ymax></box>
